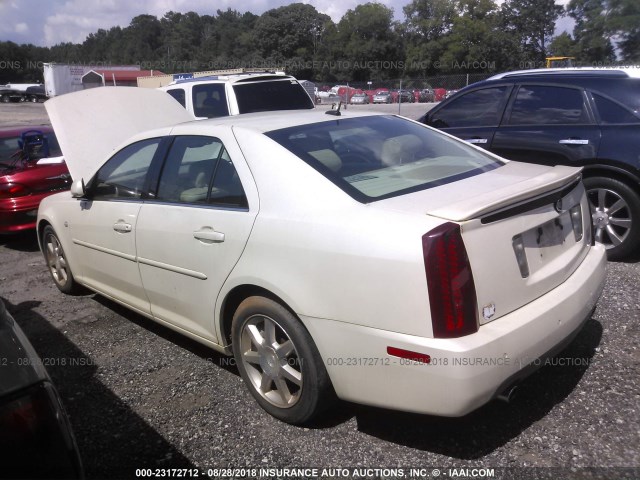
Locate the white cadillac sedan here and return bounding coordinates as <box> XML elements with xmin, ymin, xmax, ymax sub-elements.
<box><xmin>38</xmin><ymin>88</ymin><xmax>606</xmax><ymax>425</ymax></box>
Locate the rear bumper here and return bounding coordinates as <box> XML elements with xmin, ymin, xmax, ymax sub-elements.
<box><xmin>302</xmin><ymin>243</ymin><xmax>606</xmax><ymax>416</ymax></box>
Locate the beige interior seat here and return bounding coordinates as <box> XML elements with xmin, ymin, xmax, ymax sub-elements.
<box><xmin>381</xmin><ymin>134</ymin><xmax>423</xmax><ymax>166</ymax></box>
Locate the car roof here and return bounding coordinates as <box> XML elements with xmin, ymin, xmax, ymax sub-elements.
<box><xmin>167</xmin><ymin>73</ymin><xmax>292</xmax><ymax>86</ymax></box>
<box><xmin>488</xmin><ymin>67</ymin><xmax>640</xmax><ymax>80</ymax></box>
<box><xmin>172</xmin><ymin>108</ymin><xmax>385</xmax><ymax>136</ymax></box>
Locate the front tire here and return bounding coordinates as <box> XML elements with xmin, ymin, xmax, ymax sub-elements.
<box><xmin>232</xmin><ymin>296</ymin><xmax>334</xmax><ymax>425</ymax></box>
<box><xmin>43</xmin><ymin>225</ymin><xmax>80</xmax><ymax>294</ymax></box>
<box><xmin>584</xmin><ymin>176</ymin><xmax>640</xmax><ymax>261</ymax></box>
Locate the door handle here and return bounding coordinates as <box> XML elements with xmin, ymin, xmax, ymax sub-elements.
<box><xmin>465</xmin><ymin>138</ymin><xmax>488</xmax><ymax>144</ymax></box>
<box><xmin>559</xmin><ymin>138</ymin><xmax>589</xmax><ymax>145</ymax></box>
<box><xmin>193</xmin><ymin>228</ymin><xmax>225</xmax><ymax>243</ymax></box>
<box><xmin>113</xmin><ymin>221</ymin><xmax>132</xmax><ymax>233</ymax></box>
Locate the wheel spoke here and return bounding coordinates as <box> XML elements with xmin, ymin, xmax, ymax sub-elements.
<box><xmin>597</xmin><ymin>189</ymin><xmax>607</xmax><ymax>210</ymax></box>
<box><xmin>259</xmin><ymin>373</ymin><xmax>272</xmax><ymax>393</ymax></box>
<box><xmin>607</xmin><ymin>198</ymin><xmax>627</xmax><ymax>216</ymax></box>
<box><xmin>609</xmin><ymin>217</ymin><xmax>631</xmax><ymax>228</ymax></box>
<box><xmin>243</xmin><ymin>350</ymin><xmax>261</xmax><ymax>365</ymax></box>
<box><xmin>264</xmin><ymin>319</ymin><xmax>277</xmax><ymax>346</ymax></box>
<box><xmin>47</xmin><ymin>242</ymin><xmax>55</xmax><ymax>256</ymax></box>
<box><xmin>606</xmin><ymin>225</ymin><xmax>624</xmax><ymax>246</ymax></box>
<box><xmin>246</xmin><ymin>324</ymin><xmax>265</xmax><ymax>348</ymax></box>
<box><xmin>276</xmin><ymin>340</ymin><xmax>294</xmax><ymax>358</ymax></box>
<box><xmin>594</xmin><ymin>227</ymin><xmax>604</xmax><ymax>243</ymax></box>
<box><xmin>274</xmin><ymin>378</ymin><xmax>292</xmax><ymax>405</ymax></box>
<box><xmin>280</xmin><ymin>364</ymin><xmax>302</xmax><ymax>386</ymax></box>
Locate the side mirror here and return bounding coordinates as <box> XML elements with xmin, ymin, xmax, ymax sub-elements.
<box><xmin>70</xmin><ymin>179</ymin><xmax>86</xmax><ymax>198</ymax></box>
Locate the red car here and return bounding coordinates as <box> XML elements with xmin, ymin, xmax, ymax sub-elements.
<box><xmin>0</xmin><ymin>126</ymin><xmax>70</xmax><ymax>233</ymax></box>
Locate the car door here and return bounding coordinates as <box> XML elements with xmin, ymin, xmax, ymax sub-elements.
<box><xmin>491</xmin><ymin>84</ymin><xmax>601</xmax><ymax>165</ymax></box>
<box><xmin>70</xmin><ymin>138</ymin><xmax>163</xmax><ymax>315</ymax></box>
<box><xmin>425</xmin><ymin>85</ymin><xmax>512</xmax><ymax>149</ymax></box>
<box><xmin>135</xmin><ymin>133</ymin><xmax>257</xmax><ymax>343</ymax></box>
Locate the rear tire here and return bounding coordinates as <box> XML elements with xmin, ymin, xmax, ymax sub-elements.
<box><xmin>231</xmin><ymin>296</ymin><xmax>334</xmax><ymax>425</ymax></box>
<box><xmin>583</xmin><ymin>176</ymin><xmax>640</xmax><ymax>261</ymax></box>
<box><xmin>42</xmin><ymin>225</ymin><xmax>80</xmax><ymax>294</ymax></box>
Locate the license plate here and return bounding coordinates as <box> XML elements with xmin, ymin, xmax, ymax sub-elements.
<box><xmin>524</xmin><ymin>211</ymin><xmax>573</xmax><ymax>261</ymax></box>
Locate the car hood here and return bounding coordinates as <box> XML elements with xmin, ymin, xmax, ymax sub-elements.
<box><xmin>45</xmin><ymin>87</ymin><xmax>193</xmax><ymax>182</ymax></box>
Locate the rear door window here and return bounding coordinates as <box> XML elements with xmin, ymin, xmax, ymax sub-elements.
<box><xmin>429</xmin><ymin>87</ymin><xmax>509</xmax><ymax>128</ymax></box>
<box><xmin>192</xmin><ymin>84</ymin><xmax>229</xmax><ymax>118</ymax></box>
<box><xmin>507</xmin><ymin>85</ymin><xmax>590</xmax><ymax>125</ymax></box>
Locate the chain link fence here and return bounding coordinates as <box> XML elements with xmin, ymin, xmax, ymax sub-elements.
<box><xmin>314</xmin><ymin>73</ymin><xmax>494</xmax><ymax>104</ymax></box>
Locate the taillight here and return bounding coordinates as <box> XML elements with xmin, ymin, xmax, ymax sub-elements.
<box><xmin>0</xmin><ymin>182</ymin><xmax>31</xmax><ymax>199</ymax></box>
<box><xmin>422</xmin><ymin>222</ymin><xmax>478</xmax><ymax>338</ymax></box>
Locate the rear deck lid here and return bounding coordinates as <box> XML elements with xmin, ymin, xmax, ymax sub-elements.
<box><xmin>375</xmin><ymin>162</ymin><xmax>591</xmax><ymax>325</ymax></box>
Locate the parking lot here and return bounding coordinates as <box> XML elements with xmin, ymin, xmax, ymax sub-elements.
<box><xmin>1</xmin><ymin>102</ymin><xmax>639</xmax><ymax>479</ymax></box>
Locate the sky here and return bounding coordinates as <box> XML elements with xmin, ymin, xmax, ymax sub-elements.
<box><xmin>0</xmin><ymin>0</ymin><xmax>574</xmax><ymax>47</ymax></box>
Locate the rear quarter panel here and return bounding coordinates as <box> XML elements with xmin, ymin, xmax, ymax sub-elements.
<box><xmin>225</xmin><ymin>128</ymin><xmax>440</xmax><ymax>337</ymax></box>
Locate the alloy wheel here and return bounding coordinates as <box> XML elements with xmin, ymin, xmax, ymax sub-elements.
<box><xmin>238</xmin><ymin>314</ymin><xmax>302</xmax><ymax>409</ymax></box>
<box><xmin>45</xmin><ymin>233</ymin><xmax>69</xmax><ymax>288</ymax></box>
<box><xmin>587</xmin><ymin>187</ymin><xmax>632</xmax><ymax>250</ymax></box>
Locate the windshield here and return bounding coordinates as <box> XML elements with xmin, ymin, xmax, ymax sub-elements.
<box><xmin>266</xmin><ymin>115</ymin><xmax>503</xmax><ymax>202</ymax></box>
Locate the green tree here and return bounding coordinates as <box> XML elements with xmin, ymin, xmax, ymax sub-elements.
<box><xmin>403</xmin><ymin>0</ymin><xmax>456</xmax><ymax>75</ymax></box>
<box><xmin>547</xmin><ymin>31</ymin><xmax>579</xmax><ymax>57</ymax></box>
<box><xmin>252</xmin><ymin>3</ymin><xmax>332</xmax><ymax>77</ymax></box>
<box><xmin>567</xmin><ymin>0</ymin><xmax>615</xmax><ymax>63</ymax></box>
<box><xmin>333</xmin><ymin>3</ymin><xmax>404</xmax><ymax>81</ymax></box>
<box><xmin>500</xmin><ymin>0</ymin><xmax>564</xmax><ymax>64</ymax></box>
<box><xmin>438</xmin><ymin>0</ymin><xmax>504</xmax><ymax>73</ymax></box>
<box><xmin>607</xmin><ymin>0</ymin><xmax>640</xmax><ymax>62</ymax></box>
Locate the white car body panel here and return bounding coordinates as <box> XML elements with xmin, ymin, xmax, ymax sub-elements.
<box><xmin>38</xmin><ymin>95</ymin><xmax>607</xmax><ymax>417</ymax></box>
<box><xmin>303</xmin><ymin>242</ymin><xmax>605</xmax><ymax>415</ymax></box>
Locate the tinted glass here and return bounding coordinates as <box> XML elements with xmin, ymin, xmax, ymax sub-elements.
<box><xmin>92</xmin><ymin>138</ymin><xmax>160</xmax><ymax>200</ymax></box>
<box><xmin>157</xmin><ymin>136</ymin><xmax>224</xmax><ymax>204</ymax></box>
<box><xmin>593</xmin><ymin>93</ymin><xmax>640</xmax><ymax>124</ymax></box>
<box><xmin>155</xmin><ymin>136</ymin><xmax>248</xmax><ymax>208</ymax></box>
<box><xmin>267</xmin><ymin>116</ymin><xmax>502</xmax><ymax>202</ymax></box>
<box><xmin>508</xmin><ymin>85</ymin><xmax>589</xmax><ymax>125</ymax></box>
<box><xmin>429</xmin><ymin>87</ymin><xmax>508</xmax><ymax>127</ymax></box>
<box><xmin>193</xmin><ymin>84</ymin><xmax>229</xmax><ymax>118</ymax></box>
<box><xmin>233</xmin><ymin>80</ymin><xmax>314</xmax><ymax>114</ymax></box>
<box><xmin>166</xmin><ymin>88</ymin><xmax>186</xmax><ymax>108</ymax></box>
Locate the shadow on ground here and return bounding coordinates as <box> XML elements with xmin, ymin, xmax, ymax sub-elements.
<box><xmin>3</xmin><ymin>297</ymin><xmax>197</xmax><ymax>479</ymax></box>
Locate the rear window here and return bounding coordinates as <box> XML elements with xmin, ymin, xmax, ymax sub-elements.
<box><xmin>233</xmin><ymin>80</ymin><xmax>314</xmax><ymax>114</ymax></box>
<box><xmin>266</xmin><ymin>116</ymin><xmax>502</xmax><ymax>202</ymax></box>
<box><xmin>508</xmin><ymin>85</ymin><xmax>590</xmax><ymax>125</ymax></box>
<box><xmin>193</xmin><ymin>84</ymin><xmax>230</xmax><ymax>118</ymax></box>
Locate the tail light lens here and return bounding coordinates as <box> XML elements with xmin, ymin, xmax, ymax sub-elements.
<box><xmin>0</xmin><ymin>183</ymin><xmax>32</xmax><ymax>199</ymax></box>
<box><xmin>422</xmin><ymin>223</ymin><xmax>478</xmax><ymax>338</ymax></box>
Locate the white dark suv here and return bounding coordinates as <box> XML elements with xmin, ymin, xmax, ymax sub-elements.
<box><xmin>160</xmin><ymin>73</ymin><xmax>315</xmax><ymax>119</ymax></box>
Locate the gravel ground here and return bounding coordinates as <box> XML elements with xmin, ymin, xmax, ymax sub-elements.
<box><xmin>0</xmin><ymin>102</ymin><xmax>639</xmax><ymax>480</ymax></box>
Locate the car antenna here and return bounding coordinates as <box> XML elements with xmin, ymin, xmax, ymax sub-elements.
<box><xmin>326</xmin><ymin>101</ymin><xmax>342</xmax><ymax>116</ymax></box>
